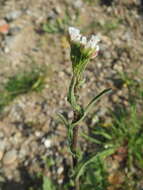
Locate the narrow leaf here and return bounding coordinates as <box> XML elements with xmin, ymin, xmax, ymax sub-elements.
<box><xmin>57</xmin><ymin>112</ymin><xmax>69</xmax><ymax>128</ymax></box>
<box><xmin>81</xmin><ymin>133</ymin><xmax>103</xmax><ymax>144</ymax></box>
<box><xmin>67</xmin><ymin>76</ymin><xmax>81</xmax><ymax>112</ymax></box>
<box><xmin>93</xmin><ymin>131</ymin><xmax>112</xmax><ymax>140</ymax></box>
<box><xmin>76</xmin><ymin>148</ymin><xmax>115</xmax><ymax>180</ymax></box>
<box><xmin>72</xmin><ymin>88</ymin><xmax>112</xmax><ymax>127</ymax></box>
<box><xmin>85</xmin><ymin>88</ymin><xmax>112</xmax><ymax>115</ymax></box>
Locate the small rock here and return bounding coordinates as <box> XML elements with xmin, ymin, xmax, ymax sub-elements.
<box><xmin>103</xmin><ymin>51</ymin><xmax>111</xmax><ymax>59</ymax></box>
<box><xmin>30</xmin><ymin>141</ymin><xmax>38</xmax><ymax>153</ymax></box>
<box><xmin>0</xmin><ymin>140</ymin><xmax>6</xmax><ymax>150</ymax></box>
<box><xmin>113</xmin><ymin>64</ymin><xmax>123</xmax><ymax>72</ymax></box>
<box><xmin>3</xmin><ymin>149</ymin><xmax>17</xmax><ymax>165</ymax></box>
<box><xmin>0</xmin><ymin>151</ymin><xmax>4</xmax><ymax>161</ymax></box>
<box><xmin>57</xmin><ymin>167</ymin><xmax>64</xmax><ymax>175</ymax></box>
<box><xmin>58</xmin><ymin>178</ymin><xmax>63</xmax><ymax>184</ymax></box>
<box><xmin>0</xmin><ymin>19</ymin><xmax>9</xmax><ymax>34</ymax></box>
<box><xmin>112</xmin><ymin>94</ymin><xmax>119</xmax><ymax>102</ymax></box>
<box><xmin>53</xmin><ymin>6</ymin><xmax>62</xmax><ymax>15</ymax></box>
<box><xmin>4</xmin><ymin>36</ymin><xmax>15</xmax><ymax>46</ymax></box>
<box><xmin>19</xmin><ymin>147</ymin><xmax>28</xmax><ymax>159</ymax></box>
<box><xmin>43</xmin><ymin>139</ymin><xmax>51</xmax><ymax>148</ymax></box>
<box><xmin>3</xmin><ymin>46</ymin><xmax>10</xmax><ymax>53</ymax></box>
<box><xmin>0</xmin><ymin>131</ymin><xmax>4</xmax><ymax>138</ymax></box>
<box><xmin>35</xmin><ymin>131</ymin><xmax>43</xmax><ymax>137</ymax></box>
<box><xmin>0</xmin><ymin>140</ymin><xmax>6</xmax><ymax>160</ymax></box>
<box><xmin>72</xmin><ymin>0</ymin><xmax>83</xmax><ymax>8</ymax></box>
<box><xmin>8</xmin><ymin>26</ymin><xmax>21</xmax><ymax>35</ymax></box>
<box><xmin>5</xmin><ymin>11</ymin><xmax>22</xmax><ymax>22</ymax></box>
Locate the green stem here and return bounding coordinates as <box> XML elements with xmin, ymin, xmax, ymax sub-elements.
<box><xmin>69</xmin><ymin>76</ymin><xmax>81</xmax><ymax>190</ymax></box>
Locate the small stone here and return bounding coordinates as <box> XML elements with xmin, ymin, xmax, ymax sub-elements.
<box><xmin>3</xmin><ymin>46</ymin><xmax>10</xmax><ymax>53</ymax></box>
<box><xmin>3</xmin><ymin>149</ymin><xmax>17</xmax><ymax>165</ymax></box>
<box><xmin>0</xmin><ymin>140</ymin><xmax>6</xmax><ymax>160</ymax></box>
<box><xmin>72</xmin><ymin>0</ymin><xmax>83</xmax><ymax>8</ymax></box>
<box><xmin>0</xmin><ymin>151</ymin><xmax>4</xmax><ymax>161</ymax></box>
<box><xmin>35</xmin><ymin>131</ymin><xmax>43</xmax><ymax>137</ymax></box>
<box><xmin>4</xmin><ymin>36</ymin><xmax>15</xmax><ymax>46</ymax></box>
<box><xmin>58</xmin><ymin>178</ymin><xmax>63</xmax><ymax>184</ymax></box>
<box><xmin>103</xmin><ymin>51</ymin><xmax>111</xmax><ymax>59</ymax></box>
<box><xmin>5</xmin><ymin>11</ymin><xmax>22</xmax><ymax>22</ymax></box>
<box><xmin>19</xmin><ymin>147</ymin><xmax>28</xmax><ymax>159</ymax></box>
<box><xmin>114</xmin><ymin>64</ymin><xmax>123</xmax><ymax>72</ymax></box>
<box><xmin>8</xmin><ymin>26</ymin><xmax>21</xmax><ymax>35</ymax></box>
<box><xmin>44</xmin><ymin>139</ymin><xmax>51</xmax><ymax>148</ymax></box>
<box><xmin>0</xmin><ymin>20</ymin><xmax>9</xmax><ymax>34</ymax></box>
<box><xmin>112</xmin><ymin>94</ymin><xmax>119</xmax><ymax>102</ymax></box>
<box><xmin>53</xmin><ymin>6</ymin><xmax>62</xmax><ymax>15</ymax></box>
<box><xmin>0</xmin><ymin>131</ymin><xmax>4</xmax><ymax>138</ymax></box>
<box><xmin>57</xmin><ymin>167</ymin><xmax>64</xmax><ymax>175</ymax></box>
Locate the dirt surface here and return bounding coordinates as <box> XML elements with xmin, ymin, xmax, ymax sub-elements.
<box><xmin>0</xmin><ymin>0</ymin><xmax>143</xmax><ymax>189</ymax></box>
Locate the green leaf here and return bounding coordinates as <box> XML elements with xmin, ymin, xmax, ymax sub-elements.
<box><xmin>72</xmin><ymin>88</ymin><xmax>112</xmax><ymax>127</ymax></box>
<box><xmin>85</xmin><ymin>88</ymin><xmax>112</xmax><ymax>115</ymax></box>
<box><xmin>42</xmin><ymin>176</ymin><xmax>55</xmax><ymax>190</ymax></box>
<box><xmin>67</xmin><ymin>76</ymin><xmax>81</xmax><ymax>112</ymax></box>
<box><xmin>57</xmin><ymin>112</ymin><xmax>69</xmax><ymax>128</ymax></box>
<box><xmin>81</xmin><ymin>133</ymin><xmax>103</xmax><ymax>144</ymax></box>
<box><xmin>93</xmin><ymin>131</ymin><xmax>112</xmax><ymax>140</ymax></box>
<box><xmin>76</xmin><ymin>148</ymin><xmax>115</xmax><ymax>181</ymax></box>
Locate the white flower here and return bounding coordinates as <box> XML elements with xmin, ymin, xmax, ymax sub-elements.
<box><xmin>86</xmin><ymin>35</ymin><xmax>100</xmax><ymax>49</ymax></box>
<box><xmin>80</xmin><ymin>36</ymin><xmax>87</xmax><ymax>45</ymax></box>
<box><xmin>68</xmin><ymin>27</ymin><xmax>100</xmax><ymax>58</ymax></box>
<box><xmin>68</xmin><ymin>27</ymin><xmax>81</xmax><ymax>42</ymax></box>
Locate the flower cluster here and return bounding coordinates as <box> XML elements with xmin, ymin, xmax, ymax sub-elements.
<box><xmin>68</xmin><ymin>27</ymin><xmax>100</xmax><ymax>79</ymax></box>
<box><xmin>68</xmin><ymin>27</ymin><xmax>100</xmax><ymax>59</ymax></box>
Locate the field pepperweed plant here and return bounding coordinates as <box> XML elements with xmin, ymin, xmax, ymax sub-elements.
<box><xmin>58</xmin><ymin>27</ymin><xmax>111</xmax><ymax>190</ymax></box>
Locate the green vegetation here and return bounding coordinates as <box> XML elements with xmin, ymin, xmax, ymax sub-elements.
<box><xmin>31</xmin><ymin>69</ymin><xmax>143</xmax><ymax>190</ymax></box>
<box><xmin>83</xmin><ymin>18</ymin><xmax>123</xmax><ymax>35</ymax></box>
<box><xmin>30</xmin><ymin>103</ymin><xmax>143</xmax><ymax>189</ymax></box>
<box><xmin>0</xmin><ymin>68</ymin><xmax>46</xmax><ymax>112</ymax></box>
<box><xmin>43</xmin><ymin>11</ymin><xmax>79</xmax><ymax>34</ymax></box>
<box><xmin>118</xmin><ymin>70</ymin><xmax>143</xmax><ymax>103</ymax></box>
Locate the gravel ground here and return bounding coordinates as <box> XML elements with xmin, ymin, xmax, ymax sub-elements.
<box><xmin>0</xmin><ymin>0</ymin><xmax>143</xmax><ymax>189</ymax></box>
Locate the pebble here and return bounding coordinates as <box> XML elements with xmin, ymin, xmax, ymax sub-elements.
<box><xmin>35</xmin><ymin>131</ymin><xmax>43</xmax><ymax>137</ymax></box>
<box><xmin>44</xmin><ymin>139</ymin><xmax>51</xmax><ymax>148</ymax></box>
<box><xmin>19</xmin><ymin>146</ymin><xmax>29</xmax><ymax>159</ymax></box>
<box><xmin>58</xmin><ymin>178</ymin><xmax>63</xmax><ymax>184</ymax></box>
<box><xmin>72</xmin><ymin>0</ymin><xmax>83</xmax><ymax>9</ymax></box>
<box><xmin>8</xmin><ymin>26</ymin><xmax>21</xmax><ymax>35</ymax></box>
<box><xmin>57</xmin><ymin>166</ymin><xmax>64</xmax><ymax>175</ymax></box>
<box><xmin>0</xmin><ymin>19</ymin><xmax>9</xmax><ymax>34</ymax></box>
<box><xmin>53</xmin><ymin>6</ymin><xmax>62</xmax><ymax>15</ymax></box>
<box><xmin>113</xmin><ymin>64</ymin><xmax>123</xmax><ymax>72</ymax></box>
<box><xmin>0</xmin><ymin>131</ymin><xmax>4</xmax><ymax>138</ymax></box>
<box><xmin>5</xmin><ymin>11</ymin><xmax>22</xmax><ymax>22</ymax></box>
<box><xmin>3</xmin><ymin>149</ymin><xmax>17</xmax><ymax>165</ymax></box>
<box><xmin>0</xmin><ymin>150</ymin><xmax>4</xmax><ymax>161</ymax></box>
<box><xmin>103</xmin><ymin>51</ymin><xmax>111</xmax><ymax>59</ymax></box>
<box><xmin>0</xmin><ymin>140</ymin><xmax>6</xmax><ymax>160</ymax></box>
<box><xmin>3</xmin><ymin>46</ymin><xmax>10</xmax><ymax>53</ymax></box>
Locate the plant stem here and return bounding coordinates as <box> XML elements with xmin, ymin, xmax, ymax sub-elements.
<box><xmin>72</xmin><ymin>112</ymin><xmax>79</xmax><ymax>167</ymax></box>
<box><xmin>71</xmin><ymin>80</ymin><xmax>80</xmax><ymax>190</ymax></box>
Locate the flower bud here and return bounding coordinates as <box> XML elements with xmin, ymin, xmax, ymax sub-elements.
<box><xmin>68</xmin><ymin>27</ymin><xmax>100</xmax><ymax>79</ymax></box>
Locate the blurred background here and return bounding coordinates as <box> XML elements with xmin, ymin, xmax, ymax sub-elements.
<box><xmin>0</xmin><ymin>0</ymin><xmax>143</xmax><ymax>190</ymax></box>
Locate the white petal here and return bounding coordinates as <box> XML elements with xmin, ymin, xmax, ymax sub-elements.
<box><xmin>68</xmin><ymin>27</ymin><xmax>80</xmax><ymax>36</ymax></box>
<box><xmin>80</xmin><ymin>36</ymin><xmax>87</xmax><ymax>45</ymax></box>
<box><xmin>96</xmin><ymin>45</ymin><xmax>100</xmax><ymax>51</ymax></box>
<box><xmin>90</xmin><ymin>35</ymin><xmax>100</xmax><ymax>44</ymax></box>
<box><xmin>68</xmin><ymin>27</ymin><xmax>81</xmax><ymax>42</ymax></box>
<box><xmin>86</xmin><ymin>35</ymin><xmax>100</xmax><ymax>49</ymax></box>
